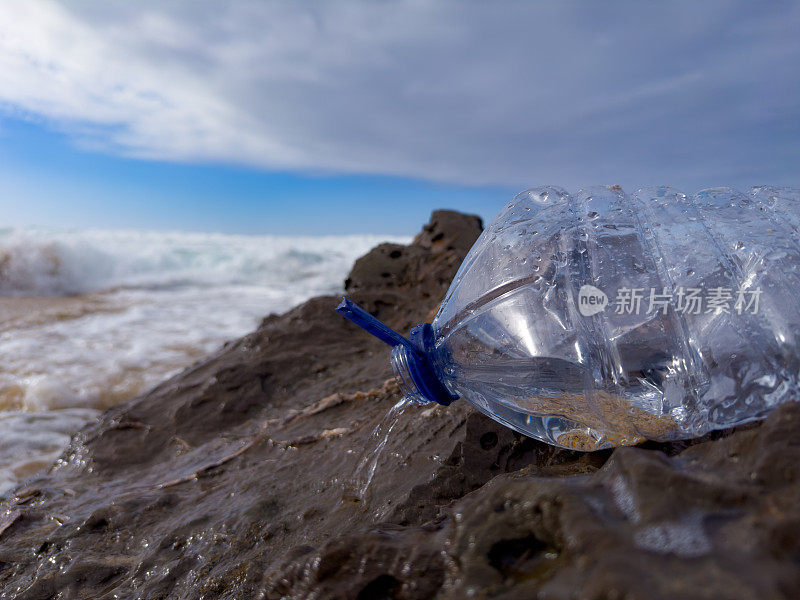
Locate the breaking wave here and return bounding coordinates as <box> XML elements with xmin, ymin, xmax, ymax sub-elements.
<box><xmin>0</xmin><ymin>227</ymin><xmax>405</xmax><ymax>297</ymax></box>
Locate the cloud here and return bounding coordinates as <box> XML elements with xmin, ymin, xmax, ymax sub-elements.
<box><xmin>0</xmin><ymin>0</ymin><xmax>798</xmax><ymax>190</ymax></box>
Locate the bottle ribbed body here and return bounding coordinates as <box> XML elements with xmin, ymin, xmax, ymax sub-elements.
<box><xmin>432</xmin><ymin>186</ymin><xmax>800</xmax><ymax>450</ymax></box>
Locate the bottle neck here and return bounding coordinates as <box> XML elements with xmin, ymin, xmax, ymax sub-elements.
<box><xmin>391</xmin><ymin>345</ymin><xmax>430</xmax><ymax>405</ymax></box>
<box><xmin>335</xmin><ymin>298</ymin><xmax>457</xmax><ymax>406</ymax></box>
<box><xmin>392</xmin><ymin>324</ymin><xmax>457</xmax><ymax>406</ymax></box>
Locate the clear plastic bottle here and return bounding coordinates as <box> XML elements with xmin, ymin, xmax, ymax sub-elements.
<box><xmin>337</xmin><ymin>186</ymin><xmax>800</xmax><ymax>450</ymax></box>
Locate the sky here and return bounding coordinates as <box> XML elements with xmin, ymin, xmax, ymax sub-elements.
<box><xmin>0</xmin><ymin>0</ymin><xmax>798</xmax><ymax>235</ymax></box>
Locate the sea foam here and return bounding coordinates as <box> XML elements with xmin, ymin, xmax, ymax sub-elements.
<box><xmin>0</xmin><ymin>226</ymin><xmax>407</xmax><ymax>493</ymax></box>
<box><xmin>0</xmin><ymin>227</ymin><xmax>407</xmax><ymax>409</ymax></box>
<box><xmin>0</xmin><ymin>226</ymin><xmax>405</xmax><ymax>296</ymax></box>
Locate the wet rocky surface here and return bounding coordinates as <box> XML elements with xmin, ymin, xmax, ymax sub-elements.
<box><xmin>0</xmin><ymin>210</ymin><xmax>798</xmax><ymax>599</ymax></box>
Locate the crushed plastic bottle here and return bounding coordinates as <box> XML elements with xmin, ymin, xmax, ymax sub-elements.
<box><xmin>337</xmin><ymin>186</ymin><xmax>800</xmax><ymax>451</ymax></box>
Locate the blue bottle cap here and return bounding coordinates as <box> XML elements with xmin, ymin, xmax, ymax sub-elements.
<box><xmin>335</xmin><ymin>297</ymin><xmax>457</xmax><ymax>406</ymax></box>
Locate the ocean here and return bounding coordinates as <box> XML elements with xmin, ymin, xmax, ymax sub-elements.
<box><xmin>0</xmin><ymin>226</ymin><xmax>407</xmax><ymax>493</ymax></box>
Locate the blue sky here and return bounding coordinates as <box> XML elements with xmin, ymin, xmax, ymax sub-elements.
<box><xmin>0</xmin><ymin>1</ymin><xmax>798</xmax><ymax>235</ymax></box>
<box><xmin>0</xmin><ymin>119</ymin><xmax>510</xmax><ymax>235</ymax></box>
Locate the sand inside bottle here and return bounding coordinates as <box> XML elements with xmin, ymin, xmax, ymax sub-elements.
<box><xmin>512</xmin><ymin>391</ymin><xmax>679</xmax><ymax>451</ymax></box>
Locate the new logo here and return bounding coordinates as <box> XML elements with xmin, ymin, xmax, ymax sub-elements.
<box><xmin>577</xmin><ymin>284</ymin><xmax>608</xmax><ymax>316</ymax></box>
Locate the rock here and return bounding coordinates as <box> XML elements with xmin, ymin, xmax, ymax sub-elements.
<box><xmin>344</xmin><ymin>243</ymin><xmax>426</xmax><ymax>292</ymax></box>
<box><xmin>345</xmin><ymin>209</ymin><xmax>481</xmax><ymax>293</ymax></box>
<box><xmin>263</xmin><ymin>402</ymin><xmax>800</xmax><ymax>600</ymax></box>
<box><xmin>0</xmin><ymin>210</ymin><xmax>797</xmax><ymax>599</ymax></box>
<box><xmin>412</xmin><ymin>209</ymin><xmax>483</xmax><ymax>256</ymax></box>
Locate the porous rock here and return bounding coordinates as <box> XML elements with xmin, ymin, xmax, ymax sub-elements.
<box><xmin>0</xmin><ymin>210</ymin><xmax>797</xmax><ymax>600</ymax></box>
